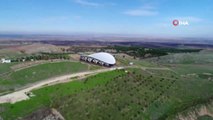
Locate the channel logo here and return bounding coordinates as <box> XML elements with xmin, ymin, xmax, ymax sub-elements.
<box><xmin>173</xmin><ymin>19</ymin><xmax>189</xmax><ymax>26</ymax></box>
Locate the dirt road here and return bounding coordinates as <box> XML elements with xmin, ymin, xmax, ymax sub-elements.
<box><xmin>0</xmin><ymin>67</ymin><xmax>124</xmax><ymax>104</ymax></box>
<box><xmin>0</xmin><ymin>66</ymin><xmax>172</xmax><ymax>104</ymax></box>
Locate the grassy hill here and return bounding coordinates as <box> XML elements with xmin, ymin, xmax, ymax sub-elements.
<box><xmin>0</xmin><ymin>52</ymin><xmax>213</xmax><ymax>120</ymax></box>
<box><xmin>148</xmin><ymin>51</ymin><xmax>213</xmax><ymax>64</ymax></box>
<box><xmin>0</xmin><ymin>61</ymin><xmax>88</xmax><ymax>94</ymax></box>
<box><xmin>198</xmin><ymin>115</ymin><xmax>213</xmax><ymax>120</ymax></box>
<box><xmin>0</xmin><ymin>70</ymin><xmax>125</xmax><ymax>120</ymax></box>
<box><xmin>0</xmin><ymin>64</ymin><xmax>212</xmax><ymax>120</ymax></box>
<box><xmin>0</xmin><ymin>63</ymin><xmax>16</xmax><ymax>75</ymax></box>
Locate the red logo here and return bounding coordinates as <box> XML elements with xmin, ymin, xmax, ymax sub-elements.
<box><xmin>173</xmin><ymin>20</ymin><xmax>179</xmax><ymax>26</ymax></box>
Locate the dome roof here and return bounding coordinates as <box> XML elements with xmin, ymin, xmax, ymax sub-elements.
<box><xmin>88</xmin><ymin>52</ymin><xmax>116</xmax><ymax>65</ymax></box>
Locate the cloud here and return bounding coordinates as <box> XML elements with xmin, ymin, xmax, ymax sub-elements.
<box><xmin>123</xmin><ymin>5</ymin><xmax>158</xmax><ymax>16</ymax></box>
<box><xmin>74</xmin><ymin>0</ymin><xmax>102</xmax><ymax>7</ymax></box>
<box><xmin>124</xmin><ymin>10</ymin><xmax>158</xmax><ymax>16</ymax></box>
<box><xmin>170</xmin><ymin>16</ymin><xmax>203</xmax><ymax>23</ymax></box>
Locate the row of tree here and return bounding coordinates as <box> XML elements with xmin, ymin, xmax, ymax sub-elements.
<box><xmin>109</xmin><ymin>46</ymin><xmax>201</xmax><ymax>58</ymax></box>
<box><xmin>11</xmin><ymin>53</ymin><xmax>70</xmax><ymax>62</ymax></box>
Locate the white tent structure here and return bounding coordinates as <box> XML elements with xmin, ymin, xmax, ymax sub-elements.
<box><xmin>80</xmin><ymin>52</ymin><xmax>116</xmax><ymax>67</ymax></box>
<box><xmin>1</xmin><ymin>58</ymin><xmax>11</xmax><ymax>63</ymax></box>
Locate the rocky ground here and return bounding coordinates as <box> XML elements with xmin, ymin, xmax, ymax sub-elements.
<box><xmin>22</xmin><ymin>108</ymin><xmax>64</xmax><ymax>120</ymax></box>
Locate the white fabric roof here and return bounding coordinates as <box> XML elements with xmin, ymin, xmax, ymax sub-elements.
<box><xmin>88</xmin><ymin>52</ymin><xmax>116</xmax><ymax>65</ymax></box>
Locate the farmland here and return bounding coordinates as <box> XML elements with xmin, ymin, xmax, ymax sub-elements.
<box><xmin>51</xmin><ymin>67</ymin><xmax>212</xmax><ymax>120</ymax></box>
<box><xmin>148</xmin><ymin>50</ymin><xmax>213</xmax><ymax>64</ymax></box>
<box><xmin>0</xmin><ymin>0</ymin><xmax>213</xmax><ymax>118</ymax></box>
<box><xmin>109</xmin><ymin>46</ymin><xmax>201</xmax><ymax>58</ymax></box>
<box><xmin>0</xmin><ymin>63</ymin><xmax>16</xmax><ymax>75</ymax></box>
<box><xmin>0</xmin><ymin>43</ymin><xmax>63</xmax><ymax>58</ymax></box>
<box><xmin>0</xmin><ymin>59</ymin><xmax>212</xmax><ymax>119</ymax></box>
<box><xmin>0</xmin><ymin>43</ymin><xmax>212</xmax><ymax>120</ymax></box>
<box><xmin>0</xmin><ymin>70</ymin><xmax>126</xmax><ymax>120</ymax></box>
<box><xmin>0</xmin><ymin>61</ymin><xmax>89</xmax><ymax>94</ymax></box>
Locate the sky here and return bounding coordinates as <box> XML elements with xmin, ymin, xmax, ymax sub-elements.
<box><xmin>0</xmin><ymin>0</ymin><xmax>213</xmax><ymax>38</ymax></box>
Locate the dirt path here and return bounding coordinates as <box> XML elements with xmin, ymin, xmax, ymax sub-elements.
<box><xmin>177</xmin><ymin>101</ymin><xmax>213</xmax><ymax>120</ymax></box>
<box><xmin>0</xmin><ymin>67</ymin><xmax>124</xmax><ymax>104</ymax></box>
<box><xmin>0</xmin><ymin>66</ymin><xmax>172</xmax><ymax>104</ymax></box>
<box><xmin>11</xmin><ymin>60</ymin><xmax>78</xmax><ymax>72</ymax></box>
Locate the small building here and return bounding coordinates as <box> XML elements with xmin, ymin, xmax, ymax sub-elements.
<box><xmin>1</xmin><ymin>58</ymin><xmax>11</xmax><ymax>63</ymax></box>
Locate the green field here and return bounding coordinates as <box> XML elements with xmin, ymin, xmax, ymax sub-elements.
<box><xmin>0</xmin><ymin>63</ymin><xmax>16</xmax><ymax>75</ymax></box>
<box><xmin>198</xmin><ymin>115</ymin><xmax>213</xmax><ymax>120</ymax></box>
<box><xmin>0</xmin><ymin>52</ymin><xmax>213</xmax><ymax>120</ymax></box>
<box><xmin>0</xmin><ymin>61</ymin><xmax>88</xmax><ymax>94</ymax></box>
<box><xmin>115</xmin><ymin>54</ymin><xmax>156</xmax><ymax>67</ymax></box>
<box><xmin>148</xmin><ymin>51</ymin><xmax>213</xmax><ymax>64</ymax></box>
<box><xmin>0</xmin><ymin>64</ymin><xmax>212</xmax><ymax>120</ymax></box>
<box><xmin>0</xmin><ymin>70</ymin><xmax>126</xmax><ymax>120</ymax></box>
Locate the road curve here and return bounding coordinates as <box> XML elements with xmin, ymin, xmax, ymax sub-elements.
<box><xmin>0</xmin><ymin>67</ymin><xmax>124</xmax><ymax>104</ymax></box>
<box><xmin>0</xmin><ymin>66</ymin><xmax>172</xmax><ymax>104</ymax></box>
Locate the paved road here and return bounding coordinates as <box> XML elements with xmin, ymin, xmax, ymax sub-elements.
<box><xmin>0</xmin><ymin>67</ymin><xmax>124</xmax><ymax>104</ymax></box>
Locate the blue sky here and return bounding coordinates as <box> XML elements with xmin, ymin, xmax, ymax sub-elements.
<box><xmin>0</xmin><ymin>0</ymin><xmax>213</xmax><ymax>38</ymax></box>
